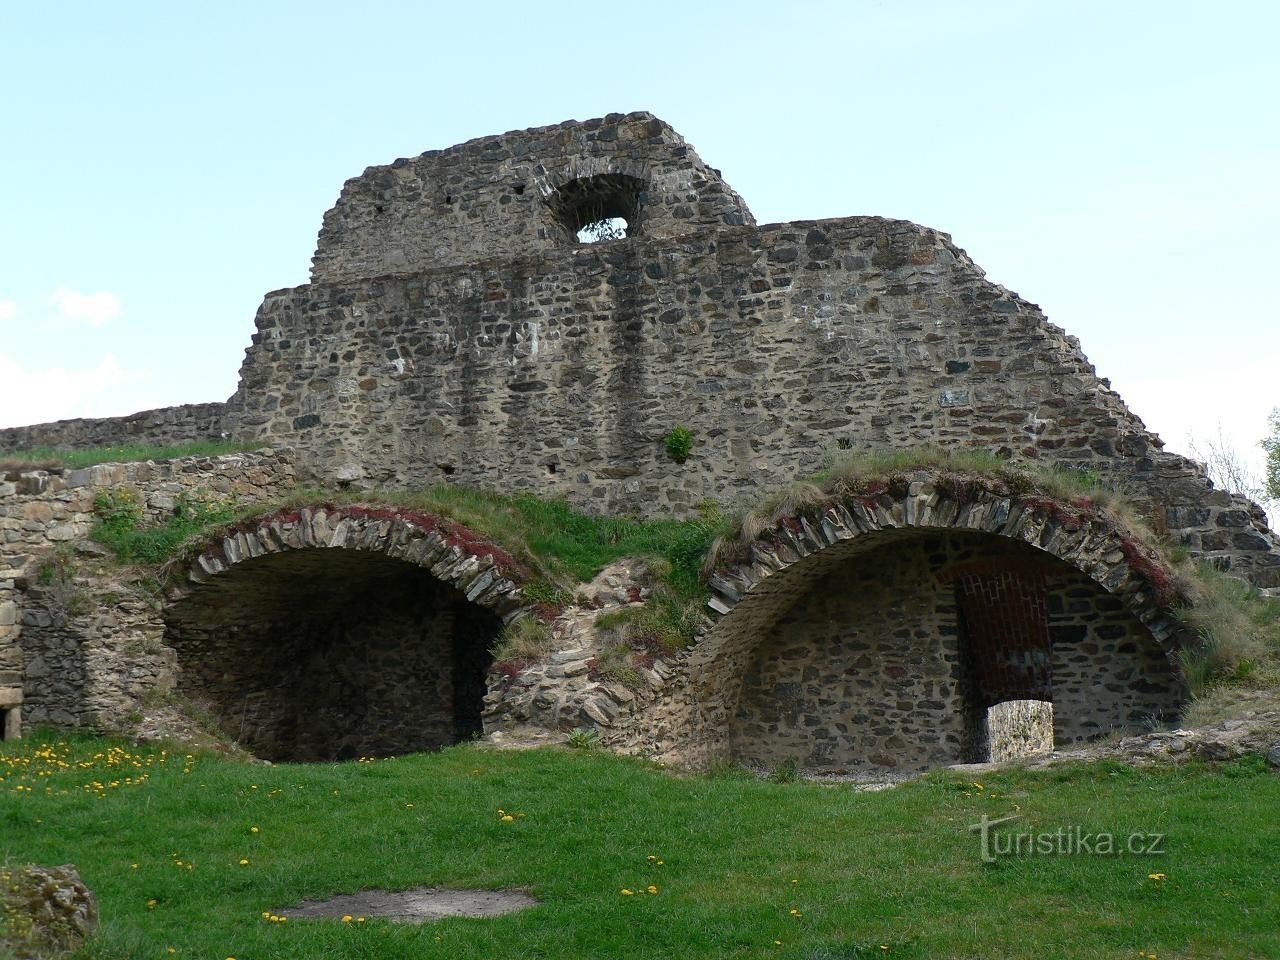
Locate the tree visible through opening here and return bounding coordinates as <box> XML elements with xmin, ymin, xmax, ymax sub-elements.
<box><xmin>577</xmin><ymin>216</ymin><xmax>628</xmax><ymax>243</ymax></box>
<box><xmin>548</xmin><ymin>173</ymin><xmax>644</xmax><ymax>245</ymax></box>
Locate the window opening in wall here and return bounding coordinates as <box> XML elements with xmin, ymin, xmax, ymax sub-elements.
<box><xmin>548</xmin><ymin>173</ymin><xmax>644</xmax><ymax>245</ymax></box>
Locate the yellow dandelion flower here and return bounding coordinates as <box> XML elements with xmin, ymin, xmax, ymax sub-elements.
<box><xmin>239</xmin><ymin>859</ymin><xmax>249</xmax><ymax>866</ymax></box>
<box><xmin>500</xmin><ymin>814</ymin><xmax>514</xmax><ymax>822</ymax></box>
<box><xmin>250</xmin><ymin>826</ymin><xmax>260</xmax><ymax>833</ymax></box>
<box><xmin>620</xmin><ymin>888</ymin><xmax>634</xmax><ymax>896</ymax></box>
<box><xmin>646</xmin><ymin>885</ymin><xmax>658</xmax><ymax>894</ymax></box>
<box><xmin>1148</xmin><ymin>873</ymin><xmax>1167</xmax><ymax>881</ymax></box>
<box><xmin>355</xmin><ymin>917</ymin><xmax>365</xmax><ymax>923</ymax></box>
<box><xmin>342</xmin><ymin>916</ymin><xmax>353</xmax><ymax>923</ymax></box>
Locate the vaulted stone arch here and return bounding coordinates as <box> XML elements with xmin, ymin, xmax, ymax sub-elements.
<box><xmin>164</xmin><ymin>505</ymin><xmax>531</xmax><ymax>761</ymax></box>
<box><xmin>682</xmin><ymin>476</ymin><xmax>1189</xmax><ymax>771</ymax></box>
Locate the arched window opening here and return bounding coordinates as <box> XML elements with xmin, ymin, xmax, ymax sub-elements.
<box><xmin>548</xmin><ymin>173</ymin><xmax>644</xmax><ymax>244</ymax></box>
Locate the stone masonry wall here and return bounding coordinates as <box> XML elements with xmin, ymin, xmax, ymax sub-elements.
<box><xmin>19</xmin><ymin>571</ymin><xmax>174</xmax><ymax>731</ymax></box>
<box><xmin>728</xmin><ymin>531</ymin><xmax>1182</xmax><ymax>773</ymax></box>
<box><xmin>309</xmin><ymin>111</ymin><xmax>754</xmax><ymax>283</ymax></box>
<box><xmin>166</xmin><ymin>553</ymin><xmax>499</xmax><ymax>762</ymax></box>
<box><xmin>732</xmin><ymin>535</ymin><xmax>969</xmax><ymax>773</ymax></box>
<box><xmin>0</xmin><ymin>403</ymin><xmax>228</xmax><ymax>454</ymax></box>
<box><xmin>228</xmin><ymin>212</ymin><xmax>1280</xmax><ymax>588</ymax></box>
<box><xmin>1048</xmin><ymin>572</ymin><xmax>1184</xmax><ymax>743</ymax></box>
<box><xmin>0</xmin><ymin>451</ymin><xmax>296</xmax><ymax>730</ymax></box>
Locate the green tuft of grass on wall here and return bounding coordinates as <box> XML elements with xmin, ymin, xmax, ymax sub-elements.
<box><xmin>0</xmin><ymin>439</ymin><xmax>262</xmax><ymax>472</ymax></box>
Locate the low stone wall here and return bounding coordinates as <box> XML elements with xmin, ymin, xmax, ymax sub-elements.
<box><xmin>0</xmin><ymin>451</ymin><xmax>296</xmax><ymax>730</ymax></box>
<box><xmin>19</xmin><ymin>570</ymin><xmax>174</xmax><ymax>731</ymax></box>
<box><xmin>0</xmin><ymin>402</ymin><xmax>228</xmax><ymax>454</ymax></box>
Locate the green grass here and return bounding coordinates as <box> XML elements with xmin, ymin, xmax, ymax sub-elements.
<box><xmin>88</xmin><ymin>485</ymin><xmax>723</xmax><ymax>654</ymax></box>
<box><xmin>0</xmin><ymin>440</ymin><xmax>261</xmax><ymax>472</ymax></box>
<box><xmin>709</xmin><ymin>446</ymin><xmax>1131</xmax><ymax>571</ymax></box>
<box><xmin>1</xmin><ymin>734</ymin><xmax>1276</xmax><ymax>959</ymax></box>
<box><xmin>70</xmin><ymin>444</ymin><xmax>1280</xmax><ymax>689</ymax></box>
<box><xmin>1177</xmin><ymin>564</ymin><xmax>1280</xmax><ymax>703</ymax></box>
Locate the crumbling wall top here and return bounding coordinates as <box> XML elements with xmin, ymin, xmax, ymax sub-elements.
<box><xmin>309</xmin><ymin>111</ymin><xmax>755</xmax><ymax>283</ymax></box>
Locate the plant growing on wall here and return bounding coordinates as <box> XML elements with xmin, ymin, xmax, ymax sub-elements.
<box><xmin>665</xmin><ymin>426</ymin><xmax>694</xmax><ymax>464</ymax></box>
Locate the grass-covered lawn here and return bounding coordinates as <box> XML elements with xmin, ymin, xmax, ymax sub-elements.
<box><xmin>2</xmin><ymin>734</ymin><xmax>1276</xmax><ymax>959</ymax></box>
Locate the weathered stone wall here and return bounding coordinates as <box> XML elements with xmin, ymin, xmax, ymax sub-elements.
<box><xmin>0</xmin><ymin>451</ymin><xmax>296</xmax><ymax>729</ymax></box>
<box><xmin>309</xmin><ymin>111</ymin><xmax>754</xmax><ymax>284</ymax></box>
<box><xmin>728</xmin><ymin>532</ymin><xmax>1182</xmax><ymax>773</ymax></box>
<box><xmin>732</xmin><ymin>535</ymin><xmax>970</xmax><ymax>773</ymax></box>
<box><xmin>1048</xmin><ymin>574</ymin><xmax>1184</xmax><ymax>743</ymax></box>
<box><xmin>229</xmin><ymin>210</ymin><xmax>1280</xmax><ymax>588</ymax></box>
<box><xmin>166</xmin><ymin>551</ymin><xmax>499</xmax><ymax>761</ymax></box>
<box><xmin>0</xmin><ymin>403</ymin><xmax>228</xmax><ymax>454</ymax></box>
<box><xmin>19</xmin><ymin>572</ymin><xmax>174</xmax><ymax>731</ymax></box>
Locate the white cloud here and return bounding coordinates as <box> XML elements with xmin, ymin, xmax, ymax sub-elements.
<box><xmin>48</xmin><ymin>288</ymin><xmax>122</xmax><ymax>326</ymax></box>
<box><xmin>0</xmin><ymin>300</ymin><xmax>15</xmax><ymax>322</ymax></box>
<box><xmin>0</xmin><ymin>352</ymin><xmax>142</xmax><ymax>428</ymax></box>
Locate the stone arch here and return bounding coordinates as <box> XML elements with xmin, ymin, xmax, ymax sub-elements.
<box><xmin>163</xmin><ymin>505</ymin><xmax>530</xmax><ymax>761</ymax></box>
<box><xmin>685</xmin><ymin>479</ymin><xmax>1188</xmax><ymax>771</ymax></box>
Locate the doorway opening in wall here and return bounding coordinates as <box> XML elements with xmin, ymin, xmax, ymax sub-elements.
<box><xmin>547</xmin><ymin>173</ymin><xmax>644</xmax><ymax>244</ymax></box>
<box><xmin>951</xmin><ymin>561</ymin><xmax>1055</xmax><ymax>763</ymax></box>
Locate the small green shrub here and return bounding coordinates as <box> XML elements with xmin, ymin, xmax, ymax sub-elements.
<box><xmin>91</xmin><ymin>489</ymin><xmax>237</xmax><ymax>565</ymax></box>
<box><xmin>767</xmin><ymin>758</ymin><xmax>801</xmax><ymax>784</ymax></box>
<box><xmin>93</xmin><ymin>487</ymin><xmax>143</xmax><ymax>533</ymax></box>
<box><xmin>664</xmin><ymin>425</ymin><xmax>694</xmax><ymax>464</ymax></box>
<box><xmin>1176</xmin><ymin>564</ymin><xmax>1280</xmax><ymax>695</ymax></box>
<box><xmin>590</xmin><ymin>642</ymin><xmax>646</xmax><ymax>689</ymax></box>
<box><xmin>566</xmin><ymin>727</ymin><xmax>602</xmax><ymax>750</ymax></box>
<box><xmin>491</xmin><ymin>616</ymin><xmax>554</xmax><ymax>663</ymax></box>
<box><xmin>34</xmin><ymin>550</ymin><xmax>91</xmax><ymax>625</ymax></box>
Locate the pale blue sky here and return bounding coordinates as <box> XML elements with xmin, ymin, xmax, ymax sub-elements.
<box><xmin>1</xmin><ymin>1</ymin><xmax>1276</xmax><ymax>485</ymax></box>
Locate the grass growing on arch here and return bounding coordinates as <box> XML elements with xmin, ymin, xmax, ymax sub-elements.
<box><xmin>0</xmin><ymin>732</ymin><xmax>1276</xmax><ymax>960</ymax></box>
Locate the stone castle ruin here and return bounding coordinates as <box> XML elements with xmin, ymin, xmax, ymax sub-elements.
<box><xmin>2</xmin><ymin>112</ymin><xmax>1277</xmax><ymax>773</ymax></box>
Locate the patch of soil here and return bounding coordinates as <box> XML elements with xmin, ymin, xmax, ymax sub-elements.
<box><xmin>279</xmin><ymin>886</ymin><xmax>537</xmax><ymax>922</ymax></box>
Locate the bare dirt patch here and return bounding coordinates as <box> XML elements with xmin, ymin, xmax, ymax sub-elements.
<box><xmin>279</xmin><ymin>886</ymin><xmax>537</xmax><ymax>922</ymax></box>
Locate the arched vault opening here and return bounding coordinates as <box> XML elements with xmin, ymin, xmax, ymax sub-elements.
<box><xmin>687</xmin><ymin>483</ymin><xmax>1189</xmax><ymax>773</ymax></box>
<box><xmin>163</xmin><ymin>506</ymin><xmax>528</xmax><ymax>762</ymax></box>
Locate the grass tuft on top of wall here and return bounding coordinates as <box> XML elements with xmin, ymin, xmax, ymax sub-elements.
<box><xmin>706</xmin><ymin>445</ymin><xmax>1139</xmax><ymax>571</ymax></box>
<box><xmin>90</xmin><ymin>484</ymin><xmax>725</xmax><ymax>652</ymax></box>
<box><xmin>704</xmin><ymin>445</ymin><xmax>1280</xmax><ymax>697</ymax></box>
<box><xmin>0</xmin><ymin>439</ymin><xmax>262</xmax><ymax>472</ymax></box>
<box><xmin>81</xmin><ymin>445</ymin><xmax>1280</xmax><ymax>693</ymax></box>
